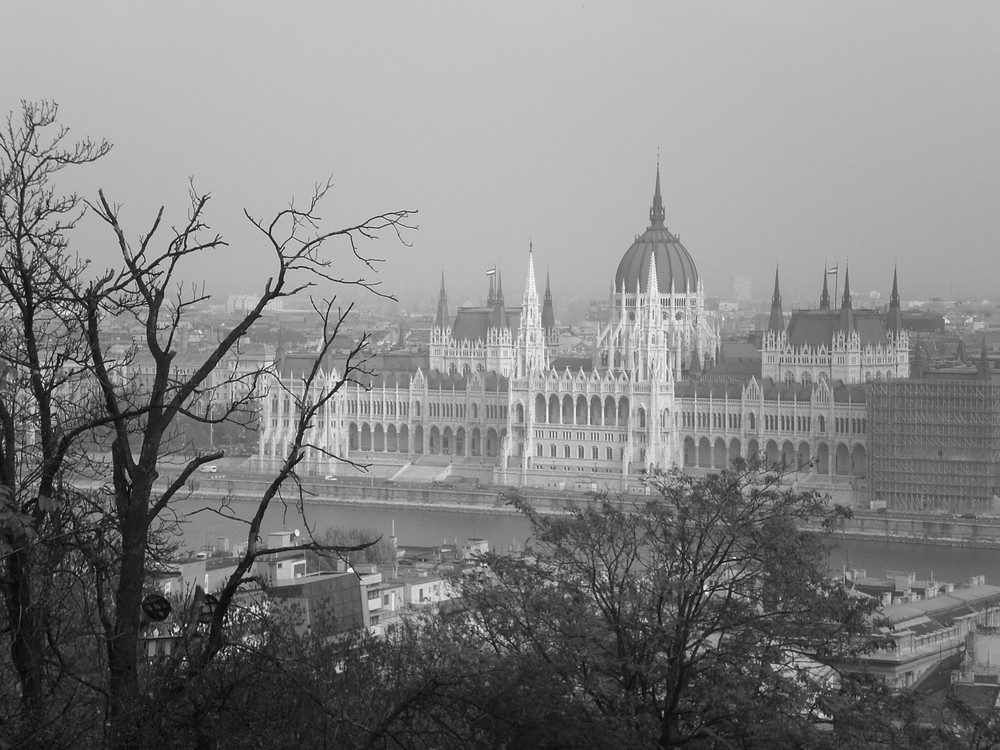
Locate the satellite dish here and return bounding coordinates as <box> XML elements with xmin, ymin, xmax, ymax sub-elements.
<box><xmin>293</xmin><ymin>529</ymin><xmax>300</xmax><ymax>538</ymax></box>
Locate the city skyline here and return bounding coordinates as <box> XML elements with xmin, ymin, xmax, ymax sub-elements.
<box><xmin>2</xmin><ymin>4</ymin><xmax>998</xmax><ymax>306</ymax></box>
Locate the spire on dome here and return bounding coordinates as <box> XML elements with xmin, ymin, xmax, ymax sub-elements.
<box><xmin>767</xmin><ymin>265</ymin><xmax>784</xmax><ymax>334</ymax></box>
<box><xmin>649</xmin><ymin>160</ymin><xmax>665</xmax><ymax>227</ymax></box>
<box><xmin>820</xmin><ymin>265</ymin><xmax>831</xmax><ymax>310</ymax></box>
<box><xmin>435</xmin><ymin>271</ymin><xmax>449</xmax><ymax>330</ymax></box>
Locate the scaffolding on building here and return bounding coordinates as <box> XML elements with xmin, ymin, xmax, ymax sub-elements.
<box><xmin>868</xmin><ymin>379</ymin><xmax>1000</xmax><ymax>512</ymax></box>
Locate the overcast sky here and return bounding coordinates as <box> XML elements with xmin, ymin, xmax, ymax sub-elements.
<box><xmin>3</xmin><ymin>3</ymin><xmax>998</xmax><ymax>310</ymax></box>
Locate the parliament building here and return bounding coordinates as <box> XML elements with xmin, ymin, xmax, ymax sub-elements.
<box><xmin>257</xmin><ymin>167</ymin><xmax>910</xmax><ymax>495</ymax></box>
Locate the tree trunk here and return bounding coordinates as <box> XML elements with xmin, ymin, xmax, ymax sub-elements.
<box><xmin>6</xmin><ymin>546</ymin><xmax>48</xmax><ymax>747</ymax></box>
<box><xmin>107</xmin><ymin>481</ymin><xmax>151</xmax><ymax>749</ymax></box>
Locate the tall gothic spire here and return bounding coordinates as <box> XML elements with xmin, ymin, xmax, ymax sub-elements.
<box><xmin>886</xmin><ymin>265</ymin><xmax>903</xmax><ymax>336</ymax></box>
<box><xmin>647</xmin><ymin>250</ymin><xmax>661</xmax><ymax>297</ymax></box>
<box><xmin>518</xmin><ymin>245</ymin><xmax>547</xmax><ymax>375</ymax></box>
<box><xmin>435</xmin><ymin>271</ymin><xmax>449</xmax><ymax>330</ymax></box>
<box><xmin>523</xmin><ymin>249</ymin><xmax>538</xmax><ymax>307</ymax></box>
<box><xmin>819</xmin><ymin>265</ymin><xmax>831</xmax><ymax>310</ymax></box>
<box><xmin>491</xmin><ymin>269</ymin><xmax>506</xmax><ymax>330</ymax></box>
<box><xmin>541</xmin><ymin>270</ymin><xmax>555</xmax><ymax>333</ymax></box>
<box><xmin>839</xmin><ymin>264</ymin><xmax>854</xmax><ymax>334</ymax></box>
<box><xmin>649</xmin><ymin>160</ymin><xmax>665</xmax><ymax>227</ymax></box>
<box><xmin>767</xmin><ymin>265</ymin><xmax>784</xmax><ymax>334</ymax></box>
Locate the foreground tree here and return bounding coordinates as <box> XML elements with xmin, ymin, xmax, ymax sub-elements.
<box><xmin>137</xmin><ymin>460</ymin><xmax>916</xmax><ymax>749</ymax></box>
<box><xmin>0</xmin><ymin>100</ymin><xmax>414</xmax><ymax>748</ymax></box>
<box><xmin>344</xmin><ymin>460</ymin><xmax>892</xmax><ymax>748</ymax></box>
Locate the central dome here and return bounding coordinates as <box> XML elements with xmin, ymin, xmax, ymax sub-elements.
<box><xmin>614</xmin><ymin>169</ymin><xmax>699</xmax><ymax>295</ymax></box>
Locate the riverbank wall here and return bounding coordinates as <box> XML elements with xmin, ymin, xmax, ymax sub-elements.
<box><xmin>190</xmin><ymin>474</ymin><xmax>1000</xmax><ymax>549</ymax></box>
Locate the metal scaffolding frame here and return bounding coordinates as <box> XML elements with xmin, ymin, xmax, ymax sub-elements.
<box><xmin>868</xmin><ymin>379</ymin><xmax>1000</xmax><ymax>512</ymax></box>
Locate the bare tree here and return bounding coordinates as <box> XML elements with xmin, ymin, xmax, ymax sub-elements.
<box><xmin>0</xmin><ymin>100</ymin><xmax>111</xmax><ymax>745</ymax></box>
<box><xmin>0</xmin><ymin>100</ymin><xmax>415</xmax><ymax>748</ymax></box>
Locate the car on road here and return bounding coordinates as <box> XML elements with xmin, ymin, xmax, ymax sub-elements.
<box><xmin>323</xmin><ymin>475</ymin><xmax>337</xmax><ymax>481</ymax></box>
<box><xmin>199</xmin><ymin>465</ymin><xmax>218</xmax><ymax>474</ymax></box>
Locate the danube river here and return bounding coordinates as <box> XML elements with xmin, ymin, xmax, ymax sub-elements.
<box><xmin>171</xmin><ymin>496</ymin><xmax>1000</xmax><ymax>587</ymax></box>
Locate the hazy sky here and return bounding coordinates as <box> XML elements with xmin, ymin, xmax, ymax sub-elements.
<box><xmin>3</xmin><ymin>3</ymin><xmax>998</xmax><ymax>309</ymax></box>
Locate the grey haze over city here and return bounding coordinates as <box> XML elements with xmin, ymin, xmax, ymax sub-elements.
<box><xmin>3</xmin><ymin>3</ymin><xmax>998</xmax><ymax>307</ymax></box>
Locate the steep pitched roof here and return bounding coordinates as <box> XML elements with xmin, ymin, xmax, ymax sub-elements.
<box><xmin>450</xmin><ymin>307</ymin><xmax>521</xmax><ymax>343</ymax></box>
<box><xmin>785</xmin><ymin>309</ymin><xmax>889</xmax><ymax>348</ymax></box>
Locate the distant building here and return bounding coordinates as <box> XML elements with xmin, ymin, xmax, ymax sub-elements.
<box><xmin>227</xmin><ymin>294</ymin><xmax>284</xmax><ymax>315</ymax></box>
<box><xmin>731</xmin><ymin>275</ymin><xmax>752</xmax><ymax>304</ymax></box>
<box><xmin>846</xmin><ymin>574</ymin><xmax>1000</xmax><ymax>691</ymax></box>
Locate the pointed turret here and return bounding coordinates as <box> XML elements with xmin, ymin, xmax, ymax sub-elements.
<box><xmin>767</xmin><ymin>265</ymin><xmax>784</xmax><ymax>334</ymax></box>
<box><xmin>886</xmin><ymin>266</ymin><xmax>904</xmax><ymax>336</ymax></box>
<box><xmin>434</xmin><ymin>272</ymin><xmax>449</xmax><ymax>330</ymax></box>
<box><xmin>839</xmin><ymin>264</ymin><xmax>854</xmax><ymax>334</ymax></box>
<box><xmin>647</xmin><ymin>251</ymin><xmax>660</xmax><ymax>297</ymax></box>
<box><xmin>689</xmin><ymin>346</ymin><xmax>702</xmax><ymax>377</ymax></box>
<box><xmin>523</xmin><ymin>251</ymin><xmax>538</xmax><ymax>307</ymax></box>
<box><xmin>518</xmin><ymin>245</ymin><xmax>547</xmax><ymax>375</ymax></box>
<box><xmin>649</xmin><ymin>161</ymin><xmax>665</xmax><ymax>227</ymax></box>
<box><xmin>819</xmin><ymin>266</ymin><xmax>831</xmax><ymax>310</ymax></box>
<box><xmin>541</xmin><ymin>271</ymin><xmax>555</xmax><ymax>333</ymax></box>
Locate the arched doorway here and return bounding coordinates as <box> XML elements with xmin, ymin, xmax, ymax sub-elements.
<box><xmin>835</xmin><ymin>444</ymin><xmax>850</xmax><ymax>475</ymax></box>
<box><xmin>713</xmin><ymin>438</ymin><xmax>727</xmax><ymax>469</ymax></box>
<box><xmin>797</xmin><ymin>441</ymin><xmax>811</xmax><ymax>470</ymax></box>
<box><xmin>851</xmin><ymin>444</ymin><xmax>867</xmax><ymax>475</ymax></box>
<box><xmin>765</xmin><ymin>439</ymin><xmax>779</xmax><ymax>465</ymax></box>
<box><xmin>698</xmin><ymin>437</ymin><xmax>711</xmax><ymax>468</ymax></box>
<box><xmin>815</xmin><ymin>443</ymin><xmax>829</xmax><ymax>474</ymax></box>
<box><xmin>684</xmin><ymin>436</ymin><xmax>696</xmax><ymax>466</ymax></box>
<box><xmin>729</xmin><ymin>438</ymin><xmax>742</xmax><ymax>464</ymax></box>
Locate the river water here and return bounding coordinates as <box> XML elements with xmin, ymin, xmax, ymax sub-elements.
<box><xmin>170</xmin><ymin>497</ymin><xmax>1000</xmax><ymax>587</ymax></box>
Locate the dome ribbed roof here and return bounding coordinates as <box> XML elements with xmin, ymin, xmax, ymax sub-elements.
<box><xmin>614</xmin><ymin>167</ymin><xmax>699</xmax><ymax>294</ymax></box>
